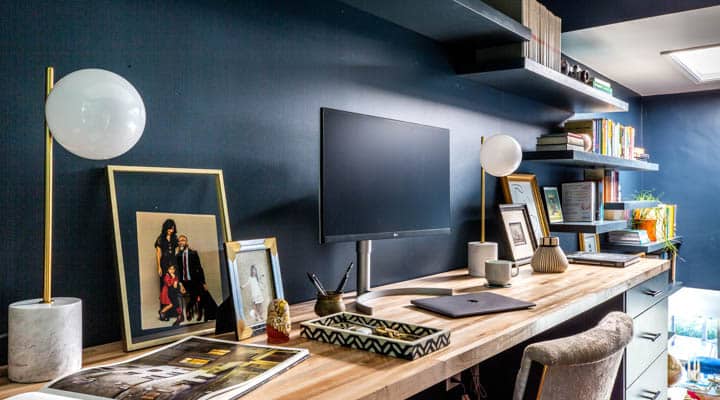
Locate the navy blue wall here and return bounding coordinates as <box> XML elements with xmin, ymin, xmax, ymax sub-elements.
<box><xmin>0</xmin><ymin>0</ymin><xmax>642</xmax><ymax>362</ymax></box>
<box><xmin>642</xmin><ymin>90</ymin><xmax>720</xmax><ymax>290</ymax></box>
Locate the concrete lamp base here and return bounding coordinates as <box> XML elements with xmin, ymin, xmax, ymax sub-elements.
<box><xmin>8</xmin><ymin>297</ymin><xmax>83</xmax><ymax>383</ymax></box>
<box><xmin>468</xmin><ymin>241</ymin><xmax>498</xmax><ymax>277</ymax></box>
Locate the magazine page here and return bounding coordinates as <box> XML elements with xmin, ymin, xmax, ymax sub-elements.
<box><xmin>34</xmin><ymin>336</ymin><xmax>308</xmax><ymax>400</ymax></box>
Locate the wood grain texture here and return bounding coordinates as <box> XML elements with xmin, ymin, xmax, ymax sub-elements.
<box><xmin>0</xmin><ymin>258</ymin><xmax>669</xmax><ymax>400</ymax></box>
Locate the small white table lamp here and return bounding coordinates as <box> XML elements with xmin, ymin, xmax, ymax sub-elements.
<box><xmin>8</xmin><ymin>68</ymin><xmax>146</xmax><ymax>382</ymax></box>
<box><xmin>468</xmin><ymin>134</ymin><xmax>522</xmax><ymax>277</ymax></box>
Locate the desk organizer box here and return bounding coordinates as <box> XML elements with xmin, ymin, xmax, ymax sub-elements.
<box><xmin>300</xmin><ymin>312</ymin><xmax>450</xmax><ymax>360</ymax></box>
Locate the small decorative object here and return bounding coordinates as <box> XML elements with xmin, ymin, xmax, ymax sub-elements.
<box><xmin>225</xmin><ymin>237</ymin><xmax>284</xmax><ymax>340</ymax></box>
<box><xmin>9</xmin><ymin>67</ymin><xmax>146</xmax><ymax>382</ymax></box>
<box><xmin>501</xmin><ymin>174</ymin><xmax>550</xmax><ymax>245</ymax></box>
<box><xmin>314</xmin><ymin>291</ymin><xmax>346</xmax><ymax>317</ymax></box>
<box><xmin>266</xmin><ymin>298</ymin><xmax>291</xmax><ymax>344</ymax></box>
<box><xmin>484</xmin><ymin>259</ymin><xmax>519</xmax><ymax>287</ymax></box>
<box><xmin>473</xmin><ymin>135</ymin><xmax>522</xmax><ymax>276</ymax></box>
<box><xmin>668</xmin><ymin>354</ymin><xmax>682</xmax><ymax>386</ymax></box>
<box><xmin>542</xmin><ymin>187</ymin><xmax>564</xmax><ymax>223</ymax></box>
<box><xmin>301</xmin><ymin>312</ymin><xmax>450</xmax><ymax>360</ymax></box>
<box><xmin>499</xmin><ymin>204</ymin><xmax>538</xmax><ymax>265</ymax></box>
<box><xmin>108</xmin><ymin>166</ymin><xmax>231</xmax><ymax>351</ymax></box>
<box><xmin>578</xmin><ymin>233</ymin><xmax>601</xmax><ymax>253</ymax></box>
<box><xmin>531</xmin><ymin>237</ymin><xmax>569</xmax><ymax>273</ymax></box>
<box><xmin>579</xmin><ymin>133</ymin><xmax>593</xmax><ymax>152</ymax></box>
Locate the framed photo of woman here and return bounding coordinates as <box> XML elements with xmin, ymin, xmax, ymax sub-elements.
<box><xmin>225</xmin><ymin>237</ymin><xmax>284</xmax><ymax>340</ymax></box>
<box><xmin>108</xmin><ymin>166</ymin><xmax>232</xmax><ymax>351</ymax></box>
<box><xmin>501</xmin><ymin>174</ymin><xmax>550</xmax><ymax>244</ymax></box>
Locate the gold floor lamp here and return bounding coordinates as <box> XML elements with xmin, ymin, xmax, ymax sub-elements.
<box><xmin>7</xmin><ymin>67</ymin><xmax>146</xmax><ymax>383</ymax></box>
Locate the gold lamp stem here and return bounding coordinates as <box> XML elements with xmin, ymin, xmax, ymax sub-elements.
<box><xmin>481</xmin><ymin>136</ymin><xmax>486</xmax><ymax>243</ymax></box>
<box><xmin>43</xmin><ymin>66</ymin><xmax>54</xmax><ymax>304</ymax></box>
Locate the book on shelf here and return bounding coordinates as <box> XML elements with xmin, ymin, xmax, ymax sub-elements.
<box><xmin>536</xmin><ymin>134</ymin><xmax>585</xmax><ymax>146</ymax></box>
<box><xmin>566</xmin><ymin>252</ymin><xmax>641</xmax><ymax>268</ymax></box>
<box><xmin>590</xmin><ymin>77</ymin><xmax>613</xmax><ymax>95</ymax></box>
<box><xmin>561</xmin><ymin>181</ymin><xmax>596</xmax><ymax>222</ymax></box>
<box><xmin>535</xmin><ymin>143</ymin><xmax>585</xmax><ymax>151</ymax></box>
<box><xmin>8</xmin><ymin>336</ymin><xmax>309</xmax><ymax>400</ymax></box>
<box><xmin>584</xmin><ymin>169</ymin><xmax>620</xmax><ymax>206</ymax></box>
<box><xmin>608</xmin><ymin>229</ymin><xmax>651</xmax><ymax>245</ymax></box>
<box><xmin>633</xmin><ymin>204</ymin><xmax>677</xmax><ymax>241</ymax></box>
<box><xmin>563</xmin><ymin>118</ymin><xmax>637</xmax><ymax>159</ymax></box>
<box><xmin>479</xmin><ymin>0</ymin><xmax>562</xmax><ymax>71</ymax></box>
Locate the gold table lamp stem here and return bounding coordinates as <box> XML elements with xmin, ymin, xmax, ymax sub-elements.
<box><xmin>43</xmin><ymin>66</ymin><xmax>54</xmax><ymax>303</ymax></box>
<box><xmin>481</xmin><ymin>136</ymin><xmax>486</xmax><ymax>243</ymax></box>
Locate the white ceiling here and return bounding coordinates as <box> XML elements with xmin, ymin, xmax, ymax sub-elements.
<box><xmin>562</xmin><ymin>6</ymin><xmax>720</xmax><ymax>96</ymax></box>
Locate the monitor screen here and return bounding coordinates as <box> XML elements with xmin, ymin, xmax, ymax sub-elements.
<box><xmin>320</xmin><ymin>108</ymin><xmax>451</xmax><ymax>243</ymax></box>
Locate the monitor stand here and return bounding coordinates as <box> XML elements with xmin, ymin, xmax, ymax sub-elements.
<box><xmin>354</xmin><ymin>240</ymin><xmax>453</xmax><ymax>315</ymax></box>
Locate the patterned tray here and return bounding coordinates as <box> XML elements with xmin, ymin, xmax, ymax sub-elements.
<box><xmin>300</xmin><ymin>312</ymin><xmax>450</xmax><ymax>360</ymax></box>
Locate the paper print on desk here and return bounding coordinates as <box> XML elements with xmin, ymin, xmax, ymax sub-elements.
<box><xmin>33</xmin><ymin>337</ymin><xmax>308</xmax><ymax>400</ymax></box>
<box><xmin>501</xmin><ymin>174</ymin><xmax>549</xmax><ymax>245</ymax></box>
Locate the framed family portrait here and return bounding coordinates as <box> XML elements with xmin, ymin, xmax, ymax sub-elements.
<box><xmin>501</xmin><ymin>174</ymin><xmax>550</xmax><ymax>244</ymax></box>
<box><xmin>108</xmin><ymin>166</ymin><xmax>232</xmax><ymax>351</ymax></box>
<box><xmin>578</xmin><ymin>233</ymin><xmax>601</xmax><ymax>253</ymax></box>
<box><xmin>499</xmin><ymin>204</ymin><xmax>538</xmax><ymax>265</ymax></box>
<box><xmin>225</xmin><ymin>237</ymin><xmax>284</xmax><ymax>340</ymax></box>
<box><xmin>543</xmin><ymin>186</ymin><xmax>564</xmax><ymax>223</ymax></box>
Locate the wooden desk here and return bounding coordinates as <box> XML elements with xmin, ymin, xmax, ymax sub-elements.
<box><xmin>0</xmin><ymin>259</ymin><xmax>669</xmax><ymax>400</ymax></box>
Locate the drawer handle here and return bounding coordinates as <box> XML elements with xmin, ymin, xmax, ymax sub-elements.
<box><xmin>641</xmin><ymin>390</ymin><xmax>661</xmax><ymax>400</ymax></box>
<box><xmin>642</xmin><ymin>289</ymin><xmax>664</xmax><ymax>297</ymax></box>
<box><xmin>640</xmin><ymin>332</ymin><xmax>663</xmax><ymax>342</ymax></box>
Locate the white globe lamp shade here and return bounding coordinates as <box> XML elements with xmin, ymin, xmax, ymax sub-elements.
<box><xmin>480</xmin><ymin>134</ymin><xmax>522</xmax><ymax>177</ymax></box>
<box><xmin>45</xmin><ymin>69</ymin><xmax>146</xmax><ymax>160</ymax></box>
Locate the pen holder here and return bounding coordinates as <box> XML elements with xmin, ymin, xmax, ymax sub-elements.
<box><xmin>314</xmin><ymin>291</ymin><xmax>345</xmax><ymax>317</ymax></box>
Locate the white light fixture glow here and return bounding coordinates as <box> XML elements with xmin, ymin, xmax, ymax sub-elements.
<box><xmin>662</xmin><ymin>44</ymin><xmax>720</xmax><ymax>84</ymax></box>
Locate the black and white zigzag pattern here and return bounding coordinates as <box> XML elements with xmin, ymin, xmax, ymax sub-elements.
<box><xmin>301</xmin><ymin>313</ymin><xmax>450</xmax><ymax>360</ymax></box>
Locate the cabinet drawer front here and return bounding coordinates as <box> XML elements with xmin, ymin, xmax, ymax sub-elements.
<box><xmin>626</xmin><ymin>350</ymin><xmax>667</xmax><ymax>400</ymax></box>
<box><xmin>627</xmin><ymin>270</ymin><xmax>669</xmax><ymax>318</ymax></box>
<box><xmin>626</xmin><ymin>298</ymin><xmax>668</xmax><ymax>387</ymax></box>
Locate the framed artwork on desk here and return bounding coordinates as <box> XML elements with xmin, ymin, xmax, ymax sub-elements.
<box><xmin>108</xmin><ymin>165</ymin><xmax>232</xmax><ymax>351</ymax></box>
<box><xmin>542</xmin><ymin>186</ymin><xmax>564</xmax><ymax>224</ymax></box>
<box><xmin>501</xmin><ymin>174</ymin><xmax>550</xmax><ymax>244</ymax></box>
<box><xmin>578</xmin><ymin>233</ymin><xmax>601</xmax><ymax>253</ymax></box>
<box><xmin>499</xmin><ymin>204</ymin><xmax>538</xmax><ymax>265</ymax></box>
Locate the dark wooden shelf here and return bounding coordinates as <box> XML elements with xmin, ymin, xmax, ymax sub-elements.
<box><xmin>460</xmin><ymin>58</ymin><xmax>629</xmax><ymax>113</ymax></box>
<box><xmin>522</xmin><ymin>151</ymin><xmax>659</xmax><ymax>171</ymax></box>
<box><xmin>605</xmin><ymin>200</ymin><xmax>661</xmax><ymax>211</ymax></box>
<box><xmin>602</xmin><ymin>237</ymin><xmax>683</xmax><ymax>254</ymax></box>
<box><xmin>550</xmin><ymin>220</ymin><xmax>628</xmax><ymax>234</ymax></box>
<box><xmin>340</xmin><ymin>0</ymin><xmax>531</xmax><ymax>46</ymax></box>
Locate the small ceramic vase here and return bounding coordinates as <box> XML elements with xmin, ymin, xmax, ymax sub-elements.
<box><xmin>531</xmin><ymin>237</ymin><xmax>569</xmax><ymax>273</ymax></box>
<box><xmin>266</xmin><ymin>298</ymin><xmax>291</xmax><ymax>344</ymax></box>
<box><xmin>314</xmin><ymin>292</ymin><xmax>345</xmax><ymax>317</ymax></box>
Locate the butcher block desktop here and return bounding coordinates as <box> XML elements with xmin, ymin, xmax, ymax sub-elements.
<box><xmin>0</xmin><ymin>258</ymin><xmax>670</xmax><ymax>400</ymax></box>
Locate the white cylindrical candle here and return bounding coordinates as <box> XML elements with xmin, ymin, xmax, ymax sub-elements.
<box><xmin>8</xmin><ymin>297</ymin><xmax>83</xmax><ymax>383</ymax></box>
<box><xmin>468</xmin><ymin>241</ymin><xmax>498</xmax><ymax>277</ymax></box>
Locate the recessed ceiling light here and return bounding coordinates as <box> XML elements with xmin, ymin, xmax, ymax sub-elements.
<box><xmin>662</xmin><ymin>44</ymin><xmax>720</xmax><ymax>84</ymax></box>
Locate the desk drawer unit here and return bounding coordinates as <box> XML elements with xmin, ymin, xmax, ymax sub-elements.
<box><xmin>626</xmin><ymin>270</ymin><xmax>670</xmax><ymax>318</ymax></box>
<box><xmin>626</xmin><ymin>297</ymin><xmax>668</xmax><ymax>387</ymax></box>
<box><xmin>626</xmin><ymin>350</ymin><xmax>668</xmax><ymax>400</ymax></box>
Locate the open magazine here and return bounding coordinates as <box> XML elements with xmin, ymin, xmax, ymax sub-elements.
<box><xmin>9</xmin><ymin>336</ymin><xmax>309</xmax><ymax>400</ymax></box>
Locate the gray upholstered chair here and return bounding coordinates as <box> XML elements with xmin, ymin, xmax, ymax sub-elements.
<box><xmin>513</xmin><ymin>311</ymin><xmax>634</xmax><ymax>400</ymax></box>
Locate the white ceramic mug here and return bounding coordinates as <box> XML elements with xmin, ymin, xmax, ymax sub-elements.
<box><xmin>485</xmin><ymin>259</ymin><xmax>519</xmax><ymax>286</ymax></box>
<box><xmin>468</xmin><ymin>241</ymin><xmax>498</xmax><ymax>277</ymax></box>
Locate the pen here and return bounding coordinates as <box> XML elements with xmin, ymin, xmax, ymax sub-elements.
<box><xmin>335</xmin><ymin>262</ymin><xmax>354</xmax><ymax>293</ymax></box>
<box><xmin>307</xmin><ymin>272</ymin><xmax>327</xmax><ymax>295</ymax></box>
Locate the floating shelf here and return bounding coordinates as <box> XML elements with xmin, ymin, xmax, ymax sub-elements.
<box><xmin>602</xmin><ymin>237</ymin><xmax>683</xmax><ymax>254</ymax></box>
<box><xmin>522</xmin><ymin>151</ymin><xmax>659</xmax><ymax>171</ymax></box>
<box><xmin>460</xmin><ymin>58</ymin><xmax>629</xmax><ymax>113</ymax></box>
<box><xmin>605</xmin><ymin>200</ymin><xmax>661</xmax><ymax>211</ymax></box>
<box><xmin>340</xmin><ymin>0</ymin><xmax>531</xmax><ymax>46</ymax></box>
<box><xmin>550</xmin><ymin>220</ymin><xmax>628</xmax><ymax>234</ymax></box>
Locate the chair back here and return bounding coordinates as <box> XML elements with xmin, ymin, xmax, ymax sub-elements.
<box><xmin>513</xmin><ymin>311</ymin><xmax>634</xmax><ymax>400</ymax></box>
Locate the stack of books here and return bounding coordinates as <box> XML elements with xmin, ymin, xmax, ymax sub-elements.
<box><xmin>634</xmin><ymin>147</ymin><xmax>650</xmax><ymax>161</ymax></box>
<box><xmin>608</xmin><ymin>229</ymin><xmax>651</xmax><ymax>245</ymax></box>
<box><xmin>481</xmin><ymin>0</ymin><xmax>562</xmax><ymax>72</ymax></box>
<box><xmin>633</xmin><ymin>204</ymin><xmax>677</xmax><ymax>241</ymax></box>
<box><xmin>563</xmin><ymin>119</ymin><xmax>636</xmax><ymax>159</ymax></box>
<box><xmin>590</xmin><ymin>77</ymin><xmax>613</xmax><ymax>95</ymax></box>
<box><xmin>536</xmin><ymin>132</ymin><xmax>586</xmax><ymax>151</ymax></box>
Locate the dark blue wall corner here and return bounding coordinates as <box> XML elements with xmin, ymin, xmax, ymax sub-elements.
<box><xmin>642</xmin><ymin>90</ymin><xmax>720</xmax><ymax>290</ymax></box>
<box><xmin>0</xmin><ymin>0</ymin><xmax>643</xmax><ymax>362</ymax></box>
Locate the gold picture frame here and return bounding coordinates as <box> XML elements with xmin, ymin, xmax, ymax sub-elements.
<box><xmin>224</xmin><ymin>237</ymin><xmax>284</xmax><ymax>340</ymax></box>
<box><xmin>578</xmin><ymin>233</ymin><xmax>601</xmax><ymax>253</ymax></box>
<box><xmin>108</xmin><ymin>165</ymin><xmax>232</xmax><ymax>351</ymax></box>
<box><xmin>501</xmin><ymin>174</ymin><xmax>550</xmax><ymax>245</ymax></box>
